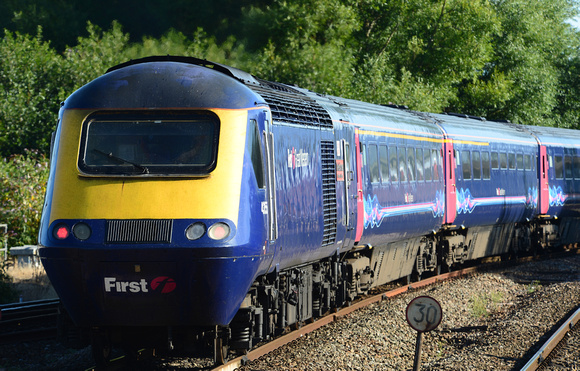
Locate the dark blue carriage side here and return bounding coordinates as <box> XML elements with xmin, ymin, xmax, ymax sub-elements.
<box><xmin>526</xmin><ymin>125</ymin><xmax>580</xmax><ymax>245</ymax></box>
<box><xmin>242</xmin><ymin>83</ymin><xmax>342</xmax><ymax>272</ymax></box>
<box><xmin>295</xmin><ymin>91</ymin><xmax>447</xmax><ymax>283</ymax></box>
<box><xmin>351</xmin><ymin>109</ymin><xmax>445</xmax><ymax>246</ymax></box>
<box><xmin>430</xmin><ymin>114</ymin><xmax>540</xmax><ymax>258</ymax></box>
<box><xmin>433</xmin><ymin>115</ymin><xmax>539</xmax><ymax>227</ymax></box>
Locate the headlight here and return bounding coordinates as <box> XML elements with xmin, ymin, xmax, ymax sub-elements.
<box><xmin>208</xmin><ymin>222</ymin><xmax>230</xmax><ymax>240</ymax></box>
<box><xmin>72</xmin><ymin>222</ymin><xmax>91</xmax><ymax>240</ymax></box>
<box><xmin>186</xmin><ymin>222</ymin><xmax>206</xmax><ymax>240</ymax></box>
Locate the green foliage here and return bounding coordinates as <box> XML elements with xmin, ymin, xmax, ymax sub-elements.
<box><xmin>470</xmin><ymin>291</ymin><xmax>504</xmax><ymax>318</ymax></box>
<box><xmin>0</xmin><ymin>29</ymin><xmax>69</xmax><ymax>157</ymax></box>
<box><xmin>1</xmin><ymin>0</ymin><xmax>266</xmax><ymax>52</ymax></box>
<box><xmin>124</xmin><ymin>28</ymin><xmax>250</xmax><ymax>68</ymax></box>
<box><xmin>527</xmin><ymin>280</ymin><xmax>542</xmax><ymax>294</ymax></box>
<box><xmin>247</xmin><ymin>0</ymin><xmax>358</xmax><ymax>95</ymax></box>
<box><xmin>63</xmin><ymin>21</ymin><xmax>130</xmax><ymax>91</ymax></box>
<box><xmin>454</xmin><ymin>0</ymin><xmax>580</xmax><ymax>125</ymax></box>
<box><xmin>0</xmin><ymin>261</ymin><xmax>18</xmax><ymax>304</ymax></box>
<box><xmin>0</xmin><ymin>150</ymin><xmax>49</xmax><ymax>248</ymax></box>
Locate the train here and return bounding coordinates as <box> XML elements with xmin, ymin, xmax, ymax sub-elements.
<box><xmin>37</xmin><ymin>55</ymin><xmax>580</xmax><ymax>365</ymax></box>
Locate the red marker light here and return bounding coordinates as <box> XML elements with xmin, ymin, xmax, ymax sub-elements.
<box><xmin>53</xmin><ymin>224</ymin><xmax>70</xmax><ymax>240</ymax></box>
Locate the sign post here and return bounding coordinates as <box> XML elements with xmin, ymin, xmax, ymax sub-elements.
<box><xmin>406</xmin><ymin>296</ymin><xmax>443</xmax><ymax>371</ymax></box>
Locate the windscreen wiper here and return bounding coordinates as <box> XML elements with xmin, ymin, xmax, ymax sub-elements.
<box><xmin>93</xmin><ymin>149</ymin><xmax>150</xmax><ymax>174</ymax></box>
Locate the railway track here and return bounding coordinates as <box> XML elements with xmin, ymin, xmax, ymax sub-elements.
<box><xmin>1</xmin><ymin>250</ymin><xmax>578</xmax><ymax>370</ymax></box>
<box><xmin>213</xmin><ymin>251</ymin><xmax>580</xmax><ymax>371</ymax></box>
<box><xmin>0</xmin><ymin>298</ymin><xmax>61</xmax><ymax>344</ymax></box>
<box><xmin>521</xmin><ymin>305</ymin><xmax>580</xmax><ymax>370</ymax></box>
<box><xmin>212</xmin><ymin>266</ymin><xmax>482</xmax><ymax>371</ymax></box>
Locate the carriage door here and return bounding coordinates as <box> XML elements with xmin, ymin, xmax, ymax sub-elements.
<box><xmin>444</xmin><ymin>140</ymin><xmax>457</xmax><ymax>224</ymax></box>
<box><xmin>354</xmin><ymin>130</ymin><xmax>364</xmax><ymax>242</ymax></box>
<box><xmin>263</xmin><ymin>112</ymin><xmax>278</xmax><ymax>242</ymax></box>
<box><xmin>339</xmin><ymin>138</ymin><xmax>357</xmax><ymax>245</ymax></box>
<box><xmin>539</xmin><ymin>145</ymin><xmax>549</xmax><ymax>214</ymax></box>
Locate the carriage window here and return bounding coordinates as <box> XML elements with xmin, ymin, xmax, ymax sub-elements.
<box><xmin>555</xmin><ymin>155</ymin><xmax>563</xmax><ymax>179</ymax></box>
<box><xmin>398</xmin><ymin>147</ymin><xmax>407</xmax><ymax>182</ymax></box>
<box><xmin>247</xmin><ymin>119</ymin><xmax>265</xmax><ymax>188</ymax></box>
<box><xmin>416</xmin><ymin>148</ymin><xmax>424</xmax><ymax>181</ymax></box>
<box><xmin>433</xmin><ymin>149</ymin><xmax>441</xmax><ymax>180</ymax></box>
<box><xmin>379</xmin><ymin>146</ymin><xmax>389</xmax><ymax>183</ymax></box>
<box><xmin>516</xmin><ymin>153</ymin><xmax>524</xmax><ymax>170</ymax></box>
<box><xmin>461</xmin><ymin>151</ymin><xmax>471</xmax><ymax>179</ymax></box>
<box><xmin>491</xmin><ymin>152</ymin><xmax>499</xmax><ymax>169</ymax></box>
<box><xmin>79</xmin><ymin>111</ymin><xmax>220</xmax><ymax>176</ymax></box>
<box><xmin>368</xmin><ymin>144</ymin><xmax>380</xmax><ymax>183</ymax></box>
<box><xmin>423</xmin><ymin>149</ymin><xmax>432</xmax><ymax>181</ymax></box>
<box><xmin>482</xmin><ymin>152</ymin><xmax>490</xmax><ymax>179</ymax></box>
<box><xmin>407</xmin><ymin>148</ymin><xmax>416</xmax><ymax>181</ymax></box>
<box><xmin>565</xmin><ymin>155</ymin><xmax>573</xmax><ymax>179</ymax></box>
<box><xmin>574</xmin><ymin>156</ymin><xmax>580</xmax><ymax>179</ymax></box>
<box><xmin>500</xmin><ymin>153</ymin><xmax>507</xmax><ymax>170</ymax></box>
<box><xmin>508</xmin><ymin>153</ymin><xmax>516</xmax><ymax>170</ymax></box>
<box><xmin>524</xmin><ymin>154</ymin><xmax>532</xmax><ymax>170</ymax></box>
<box><xmin>472</xmin><ymin>151</ymin><xmax>481</xmax><ymax>179</ymax></box>
<box><xmin>361</xmin><ymin>144</ymin><xmax>367</xmax><ymax>166</ymax></box>
<box><xmin>389</xmin><ymin>147</ymin><xmax>398</xmax><ymax>182</ymax></box>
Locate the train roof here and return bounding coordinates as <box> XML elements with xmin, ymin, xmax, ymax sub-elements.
<box><xmin>63</xmin><ymin>56</ymin><xmax>265</xmax><ymax>110</ymax></box>
<box><xmin>525</xmin><ymin>125</ymin><xmax>580</xmax><ymax>149</ymax></box>
<box><xmin>297</xmin><ymin>90</ymin><xmax>445</xmax><ymax>139</ymax></box>
<box><xmin>428</xmin><ymin>113</ymin><xmax>538</xmax><ymax>147</ymax></box>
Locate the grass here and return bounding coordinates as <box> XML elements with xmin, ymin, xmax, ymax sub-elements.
<box><xmin>527</xmin><ymin>280</ymin><xmax>542</xmax><ymax>294</ymax></box>
<box><xmin>3</xmin><ymin>263</ymin><xmax>57</xmax><ymax>302</ymax></box>
<box><xmin>470</xmin><ymin>291</ymin><xmax>504</xmax><ymax>318</ymax></box>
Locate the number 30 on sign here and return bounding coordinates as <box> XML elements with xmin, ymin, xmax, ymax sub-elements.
<box><xmin>405</xmin><ymin>296</ymin><xmax>442</xmax><ymax>333</ymax></box>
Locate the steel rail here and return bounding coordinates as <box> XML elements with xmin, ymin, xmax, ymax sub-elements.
<box><xmin>520</xmin><ymin>305</ymin><xmax>580</xmax><ymax>371</ymax></box>
<box><xmin>0</xmin><ymin>298</ymin><xmax>61</xmax><ymax>344</ymax></box>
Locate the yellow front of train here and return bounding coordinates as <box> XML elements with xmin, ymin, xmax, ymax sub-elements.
<box><xmin>38</xmin><ymin>58</ymin><xmax>272</xmax><ymax>336</ymax></box>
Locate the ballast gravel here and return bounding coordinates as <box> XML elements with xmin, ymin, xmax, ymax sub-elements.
<box><xmin>237</xmin><ymin>254</ymin><xmax>580</xmax><ymax>371</ymax></box>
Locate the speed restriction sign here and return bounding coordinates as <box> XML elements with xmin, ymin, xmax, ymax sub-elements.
<box><xmin>406</xmin><ymin>296</ymin><xmax>442</xmax><ymax>332</ymax></box>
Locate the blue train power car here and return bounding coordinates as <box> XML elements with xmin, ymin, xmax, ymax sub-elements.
<box><xmin>38</xmin><ymin>56</ymin><xmax>580</xmax><ymax>364</ymax></box>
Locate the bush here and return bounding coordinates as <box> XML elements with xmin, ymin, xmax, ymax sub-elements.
<box><xmin>0</xmin><ymin>150</ymin><xmax>49</xmax><ymax>248</ymax></box>
<box><xmin>0</xmin><ymin>28</ymin><xmax>69</xmax><ymax>157</ymax></box>
<box><xmin>0</xmin><ymin>262</ymin><xmax>17</xmax><ymax>304</ymax></box>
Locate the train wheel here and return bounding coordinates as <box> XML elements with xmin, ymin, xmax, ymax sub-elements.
<box><xmin>122</xmin><ymin>344</ymin><xmax>140</xmax><ymax>365</ymax></box>
<box><xmin>91</xmin><ymin>331</ymin><xmax>112</xmax><ymax>368</ymax></box>
<box><xmin>213</xmin><ymin>337</ymin><xmax>229</xmax><ymax>365</ymax></box>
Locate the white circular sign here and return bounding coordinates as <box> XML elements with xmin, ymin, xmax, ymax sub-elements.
<box><xmin>405</xmin><ymin>296</ymin><xmax>442</xmax><ymax>332</ymax></box>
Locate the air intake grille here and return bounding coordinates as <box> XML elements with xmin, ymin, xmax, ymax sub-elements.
<box><xmin>106</xmin><ymin>219</ymin><xmax>173</xmax><ymax>243</ymax></box>
<box><xmin>249</xmin><ymin>86</ymin><xmax>333</xmax><ymax>129</ymax></box>
<box><xmin>321</xmin><ymin>141</ymin><xmax>337</xmax><ymax>246</ymax></box>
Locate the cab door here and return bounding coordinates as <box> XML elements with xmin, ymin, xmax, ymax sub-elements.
<box><xmin>340</xmin><ymin>138</ymin><xmax>357</xmax><ymax>246</ymax></box>
<box><xmin>263</xmin><ymin>111</ymin><xmax>278</xmax><ymax>242</ymax></box>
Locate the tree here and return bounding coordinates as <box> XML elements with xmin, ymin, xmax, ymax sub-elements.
<box><xmin>244</xmin><ymin>0</ymin><xmax>358</xmax><ymax>95</ymax></box>
<box><xmin>452</xmin><ymin>0</ymin><xmax>580</xmax><ymax>126</ymax></box>
<box><xmin>0</xmin><ymin>150</ymin><xmax>49</xmax><ymax>248</ymax></box>
<box><xmin>0</xmin><ymin>29</ymin><xmax>68</xmax><ymax>157</ymax></box>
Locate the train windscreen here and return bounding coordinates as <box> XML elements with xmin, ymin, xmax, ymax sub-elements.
<box><xmin>78</xmin><ymin>112</ymin><xmax>219</xmax><ymax>176</ymax></box>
